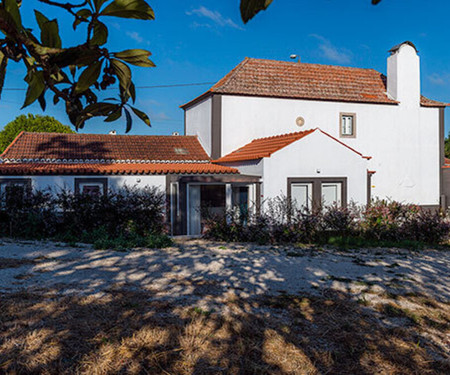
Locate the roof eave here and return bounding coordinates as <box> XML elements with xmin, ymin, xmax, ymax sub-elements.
<box><xmin>180</xmin><ymin>90</ymin><xmax>213</xmax><ymax>109</ymax></box>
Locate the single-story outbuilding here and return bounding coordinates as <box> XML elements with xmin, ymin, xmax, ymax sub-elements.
<box><xmin>0</xmin><ymin>129</ymin><xmax>371</xmax><ymax>235</ymax></box>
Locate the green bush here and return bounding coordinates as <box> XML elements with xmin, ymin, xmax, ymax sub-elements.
<box><xmin>204</xmin><ymin>197</ymin><xmax>450</xmax><ymax>247</ymax></box>
<box><xmin>0</xmin><ymin>186</ymin><xmax>170</xmax><ymax>249</ymax></box>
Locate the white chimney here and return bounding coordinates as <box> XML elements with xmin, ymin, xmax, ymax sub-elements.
<box><xmin>387</xmin><ymin>41</ymin><xmax>420</xmax><ymax>107</ymax></box>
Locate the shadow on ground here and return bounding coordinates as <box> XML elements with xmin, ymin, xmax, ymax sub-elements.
<box><xmin>1</xmin><ymin>288</ymin><xmax>449</xmax><ymax>374</ymax></box>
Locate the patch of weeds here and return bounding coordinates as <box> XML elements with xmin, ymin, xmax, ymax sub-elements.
<box><xmin>380</xmin><ymin>303</ymin><xmax>421</xmax><ymax>325</ymax></box>
<box><xmin>218</xmin><ymin>246</ymin><xmax>227</xmax><ymax>250</ymax></box>
<box><xmin>192</xmin><ymin>307</ymin><xmax>214</xmax><ymax>317</ymax></box>
<box><xmin>286</xmin><ymin>251</ymin><xmax>304</xmax><ymax>257</ymax></box>
<box><xmin>93</xmin><ymin>233</ymin><xmax>173</xmax><ymax>251</ymax></box>
<box><xmin>357</xmin><ymin>295</ymin><xmax>370</xmax><ymax>306</ymax></box>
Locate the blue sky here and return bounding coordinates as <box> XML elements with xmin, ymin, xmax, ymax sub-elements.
<box><xmin>1</xmin><ymin>0</ymin><xmax>449</xmax><ymax>135</ymax></box>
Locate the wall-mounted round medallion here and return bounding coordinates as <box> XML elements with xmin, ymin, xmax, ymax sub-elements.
<box><xmin>296</xmin><ymin>116</ymin><xmax>305</xmax><ymax>127</ymax></box>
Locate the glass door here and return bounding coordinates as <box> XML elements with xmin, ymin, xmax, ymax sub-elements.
<box><xmin>188</xmin><ymin>185</ymin><xmax>201</xmax><ymax>235</ymax></box>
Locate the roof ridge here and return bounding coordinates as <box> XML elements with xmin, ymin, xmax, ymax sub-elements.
<box><xmin>1</xmin><ymin>130</ymin><xmax>25</xmax><ymax>158</ymax></box>
<box><xmin>211</xmin><ymin>57</ymin><xmax>251</xmax><ymax>92</ymax></box>
<box><xmin>243</xmin><ymin>57</ymin><xmax>382</xmax><ymax>73</ymax></box>
<box><xmin>20</xmin><ymin>132</ymin><xmax>197</xmax><ymax>138</ymax></box>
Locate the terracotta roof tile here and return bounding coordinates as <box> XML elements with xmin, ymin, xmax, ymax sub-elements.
<box><xmin>0</xmin><ymin>132</ymin><xmax>210</xmax><ymax>162</ymax></box>
<box><xmin>182</xmin><ymin>58</ymin><xmax>447</xmax><ymax>108</ymax></box>
<box><xmin>215</xmin><ymin>129</ymin><xmax>315</xmax><ymax>163</ymax></box>
<box><xmin>0</xmin><ymin>163</ymin><xmax>238</xmax><ymax>175</ymax></box>
<box><xmin>215</xmin><ymin>128</ymin><xmax>370</xmax><ymax>163</ymax></box>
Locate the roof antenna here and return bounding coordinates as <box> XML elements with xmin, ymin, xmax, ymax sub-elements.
<box><xmin>290</xmin><ymin>54</ymin><xmax>301</xmax><ymax>63</ymax></box>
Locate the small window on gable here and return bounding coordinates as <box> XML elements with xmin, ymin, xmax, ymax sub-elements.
<box><xmin>340</xmin><ymin>113</ymin><xmax>356</xmax><ymax>138</ymax></box>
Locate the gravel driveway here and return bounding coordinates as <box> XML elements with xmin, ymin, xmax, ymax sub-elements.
<box><xmin>1</xmin><ymin>238</ymin><xmax>449</xmax><ymax>306</ymax></box>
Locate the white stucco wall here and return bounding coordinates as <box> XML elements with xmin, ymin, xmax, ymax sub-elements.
<box><xmin>261</xmin><ymin>130</ymin><xmax>368</xmax><ymax>205</ymax></box>
<box><xmin>219</xmin><ymin>95</ymin><xmax>440</xmax><ymax>206</ymax></box>
<box><xmin>185</xmin><ymin>97</ymin><xmax>212</xmax><ymax>155</ymax></box>
<box><xmin>6</xmin><ymin>175</ymin><xmax>166</xmax><ymax>193</ymax></box>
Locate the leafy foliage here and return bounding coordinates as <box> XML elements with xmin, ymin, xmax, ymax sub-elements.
<box><xmin>445</xmin><ymin>133</ymin><xmax>450</xmax><ymax>159</ymax></box>
<box><xmin>239</xmin><ymin>0</ymin><xmax>383</xmax><ymax>22</ymax></box>
<box><xmin>0</xmin><ymin>0</ymin><xmax>154</xmax><ymax>131</ymax></box>
<box><xmin>0</xmin><ymin>114</ymin><xmax>74</xmax><ymax>153</ymax></box>
<box><xmin>0</xmin><ymin>185</ymin><xmax>171</xmax><ymax>249</ymax></box>
<box><xmin>204</xmin><ymin>197</ymin><xmax>450</xmax><ymax>246</ymax></box>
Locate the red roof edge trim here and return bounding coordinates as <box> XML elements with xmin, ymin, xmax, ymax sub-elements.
<box><xmin>317</xmin><ymin>129</ymin><xmax>371</xmax><ymax>160</ymax></box>
<box><xmin>0</xmin><ymin>131</ymin><xmax>25</xmax><ymax>158</ymax></box>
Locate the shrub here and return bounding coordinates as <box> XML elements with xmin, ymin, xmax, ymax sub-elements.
<box><xmin>204</xmin><ymin>196</ymin><xmax>450</xmax><ymax>247</ymax></box>
<box><xmin>0</xmin><ymin>185</ymin><xmax>169</xmax><ymax>249</ymax></box>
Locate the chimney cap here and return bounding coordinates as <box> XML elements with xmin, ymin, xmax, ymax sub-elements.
<box><xmin>389</xmin><ymin>41</ymin><xmax>418</xmax><ymax>55</ymax></box>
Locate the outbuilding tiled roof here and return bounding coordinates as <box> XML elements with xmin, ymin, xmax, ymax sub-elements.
<box><xmin>215</xmin><ymin>128</ymin><xmax>370</xmax><ymax>163</ymax></box>
<box><xmin>0</xmin><ymin>132</ymin><xmax>210</xmax><ymax>163</ymax></box>
<box><xmin>0</xmin><ymin>163</ymin><xmax>239</xmax><ymax>175</ymax></box>
<box><xmin>182</xmin><ymin>58</ymin><xmax>447</xmax><ymax>108</ymax></box>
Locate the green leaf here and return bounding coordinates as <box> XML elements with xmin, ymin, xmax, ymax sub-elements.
<box><xmin>124</xmin><ymin>107</ymin><xmax>132</xmax><ymax>133</ymax></box>
<box><xmin>240</xmin><ymin>0</ymin><xmax>273</xmax><ymax>23</ymax></box>
<box><xmin>38</xmin><ymin>93</ymin><xmax>46</xmax><ymax>111</ymax></box>
<box><xmin>4</xmin><ymin>0</ymin><xmax>22</xmax><ymax>29</ymax></box>
<box><xmin>93</xmin><ymin>0</ymin><xmax>109</xmax><ymax>12</ymax></box>
<box><xmin>130</xmin><ymin>106</ymin><xmax>150</xmax><ymax>126</ymax></box>
<box><xmin>75</xmin><ymin>60</ymin><xmax>103</xmax><ymax>93</ymax></box>
<box><xmin>22</xmin><ymin>71</ymin><xmax>45</xmax><ymax>108</ymax></box>
<box><xmin>111</xmin><ymin>58</ymin><xmax>131</xmax><ymax>93</ymax></box>
<box><xmin>0</xmin><ymin>51</ymin><xmax>8</xmax><ymax>100</ymax></box>
<box><xmin>100</xmin><ymin>0</ymin><xmax>155</xmax><ymax>20</ymax></box>
<box><xmin>90</xmin><ymin>21</ymin><xmax>108</xmax><ymax>46</ymax></box>
<box><xmin>75</xmin><ymin>102</ymin><xmax>119</xmax><ymax>128</ymax></box>
<box><xmin>50</xmin><ymin>48</ymin><xmax>102</xmax><ymax>68</ymax></box>
<box><xmin>113</xmin><ymin>49</ymin><xmax>155</xmax><ymax>67</ymax></box>
<box><xmin>73</xmin><ymin>9</ymin><xmax>92</xmax><ymax>30</ymax></box>
<box><xmin>104</xmin><ymin>107</ymin><xmax>122</xmax><ymax>122</ymax></box>
<box><xmin>34</xmin><ymin>10</ymin><xmax>62</xmax><ymax>48</ymax></box>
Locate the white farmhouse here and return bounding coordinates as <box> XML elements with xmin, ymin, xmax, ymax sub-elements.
<box><xmin>183</xmin><ymin>41</ymin><xmax>448</xmax><ymax>213</ymax></box>
<box><xmin>0</xmin><ymin>41</ymin><xmax>448</xmax><ymax>235</ymax></box>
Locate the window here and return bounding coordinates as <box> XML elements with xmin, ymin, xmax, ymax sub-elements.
<box><xmin>288</xmin><ymin>178</ymin><xmax>347</xmax><ymax>211</ymax></box>
<box><xmin>321</xmin><ymin>182</ymin><xmax>342</xmax><ymax>207</ymax></box>
<box><xmin>0</xmin><ymin>179</ymin><xmax>31</xmax><ymax>205</ymax></box>
<box><xmin>291</xmin><ymin>183</ymin><xmax>312</xmax><ymax>210</ymax></box>
<box><xmin>74</xmin><ymin>178</ymin><xmax>107</xmax><ymax>195</ymax></box>
<box><xmin>340</xmin><ymin>113</ymin><xmax>356</xmax><ymax>137</ymax></box>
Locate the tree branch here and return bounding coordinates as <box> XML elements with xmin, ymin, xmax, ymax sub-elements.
<box><xmin>37</xmin><ymin>0</ymin><xmax>88</xmax><ymax>18</ymax></box>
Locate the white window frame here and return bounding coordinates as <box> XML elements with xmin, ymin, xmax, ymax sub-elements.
<box><xmin>340</xmin><ymin>113</ymin><xmax>356</xmax><ymax>138</ymax></box>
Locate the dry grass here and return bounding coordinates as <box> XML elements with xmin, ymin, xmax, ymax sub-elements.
<box><xmin>0</xmin><ymin>290</ymin><xmax>449</xmax><ymax>375</ymax></box>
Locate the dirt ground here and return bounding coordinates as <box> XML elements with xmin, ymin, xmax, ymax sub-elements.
<box><xmin>0</xmin><ymin>239</ymin><xmax>449</xmax><ymax>374</ymax></box>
